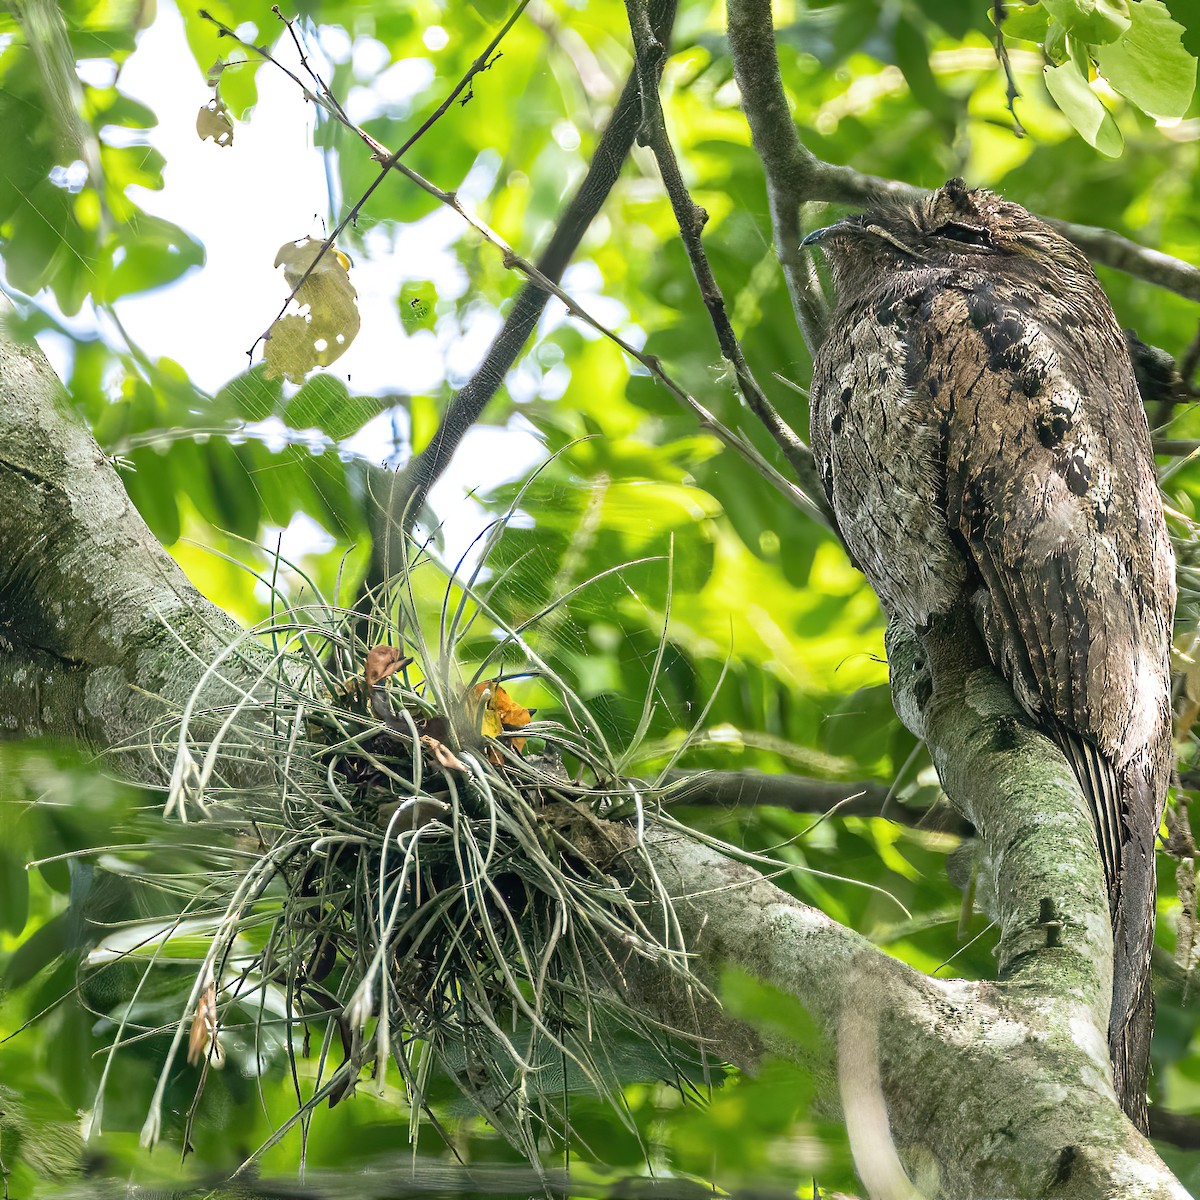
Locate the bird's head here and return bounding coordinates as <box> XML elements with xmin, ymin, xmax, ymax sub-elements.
<box><xmin>803</xmin><ymin>178</ymin><xmax>1093</xmax><ymax>302</ymax></box>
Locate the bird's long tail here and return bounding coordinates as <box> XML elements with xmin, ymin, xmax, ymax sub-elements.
<box><xmin>1058</xmin><ymin>729</ymin><xmax>1159</xmax><ymax>1132</ymax></box>
<box><xmin>1109</xmin><ymin>765</ymin><xmax>1160</xmax><ymax>1134</ymax></box>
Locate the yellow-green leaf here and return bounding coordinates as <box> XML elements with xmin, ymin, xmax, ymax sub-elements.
<box><xmin>1044</xmin><ymin>57</ymin><xmax>1124</xmax><ymax>156</ymax></box>
<box><xmin>1095</xmin><ymin>0</ymin><xmax>1197</xmax><ymax>120</ymax></box>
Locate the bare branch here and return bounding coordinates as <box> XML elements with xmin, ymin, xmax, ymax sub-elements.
<box><xmin>389</xmin><ymin>0</ymin><xmax>679</xmax><ymax>534</ymax></box>
<box><xmin>664</xmin><ymin>767</ymin><xmax>970</xmax><ymax>834</ymax></box>
<box><xmin>808</xmin><ymin>164</ymin><xmax>1200</xmax><ymax>309</ymax></box>
<box><xmin>724</xmin><ymin>0</ymin><xmax>827</xmax><ymax>352</ymax></box>
<box><xmin>1149</xmin><ymin>1107</ymin><xmax>1200</xmax><ymax>1151</ymax></box>
<box><xmin>1050</xmin><ymin>219</ymin><xmax>1200</xmax><ymax>303</ymax></box>
<box><xmin>623</xmin><ymin>0</ymin><xmax>831</xmax><ymax>528</ymax></box>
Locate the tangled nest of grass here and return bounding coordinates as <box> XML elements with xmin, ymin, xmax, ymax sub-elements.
<box><xmin>106</xmin><ymin>535</ymin><xmax>713</xmax><ymax>1168</ymax></box>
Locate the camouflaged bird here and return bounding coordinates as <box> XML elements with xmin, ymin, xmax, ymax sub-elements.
<box><xmin>804</xmin><ymin>178</ymin><xmax>1175</xmax><ymax>1129</ymax></box>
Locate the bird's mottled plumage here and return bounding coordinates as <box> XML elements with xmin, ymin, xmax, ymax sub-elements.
<box><xmin>807</xmin><ymin>179</ymin><xmax>1175</xmax><ymax>1127</ymax></box>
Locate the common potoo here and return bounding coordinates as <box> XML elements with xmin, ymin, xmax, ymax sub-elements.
<box><xmin>805</xmin><ymin>179</ymin><xmax>1175</xmax><ymax>1127</ymax></box>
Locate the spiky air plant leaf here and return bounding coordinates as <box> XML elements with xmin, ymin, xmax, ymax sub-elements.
<box><xmin>82</xmin><ymin>507</ymin><xmax>720</xmax><ymax>1174</ymax></box>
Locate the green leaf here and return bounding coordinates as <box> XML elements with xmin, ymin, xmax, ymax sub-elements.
<box><xmin>1045</xmin><ymin>17</ymin><xmax>1070</xmax><ymax>62</ymax></box>
<box><xmin>98</xmin><ymin>215</ymin><xmax>205</xmax><ymax>301</ymax></box>
<box><xmin>180</xmin><ymin>2</ymin><xmax>261</xmax><ymax>119</ymax></box>
<box><xmin>1044</xmin><ymin>57</ymin><xmax>1124</xmax><ymax>155</ymax></box>
<box><xmin>1042</xmin><ymin>0</ymin><xmax>1131</xmax><ymax>44</ymax></box>
<box><xmin>893</xmin><ymin>18</ymin><xmax>956</xmax><ymax>123</ymax></box>
<box><xmin>285</xmin><ymin>375</ymin><xmax>351</xmax><ymax>436</ymax></box>
<box><xmin>214</xmin><ymin>365</ymin><xmax>283</xmax><ymax>422</ymax></box>
<box><xmin>1094</xmin><ymin>0</ymin><xmax>1198</xmax><ymax>119</ymax></box>
<box><xmin>410</xmin><ymin>393</ymin><xmax>441</xmax><ymax>451</ymax></box>
<box><xmin>3</xmin><ymin>913</ymin><xmax>69</xmax><ymax>991</ymax></box>
<box><xmin>465</xmin><ymin>0</ymin><xmax>510</xmax><ymax>24</ymax></box>
<box><xmin>206</xmin><ymin>439</ymin><xmax>262</xmax><ymax>540</ymax></box>
<box><xmin>284</xmin><ymin>374</ymin><xmax>387</xmax><ymax>440</ymax></box>
<box><xmin>0</xmin><ymin>848</ymin><xmax>29</xmax><ymax>936</ymax></box>
<box><xmin>399</xmin><ymin>280</ymin><xmax>438</xmax><ymax>332</ymax></box>
<box><xmin>124</xmin><ymin>444</ymin><xmax>182</xmax><ymax>544</ymax></box>
<box><xmin>989</xmin><ymin>3</ymin><xmax>1050</xmax><ymax>43</ymax></box>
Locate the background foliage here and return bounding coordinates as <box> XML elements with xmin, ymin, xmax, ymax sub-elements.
<box><xmin>2</xmin><ymin>0</ymin><xmax>1199</xmax><ymax>1195</ymax></box>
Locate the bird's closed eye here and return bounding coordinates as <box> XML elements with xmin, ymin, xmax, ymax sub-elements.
<box><xmin>935</xmin><ymin>221</ymin><xmax>992</xmax><ymax>247</ymax></box>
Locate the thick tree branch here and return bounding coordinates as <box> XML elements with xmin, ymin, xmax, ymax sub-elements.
<box><xmin>0</xmin><ymin>296</ymin><xmax>252</xmax><ymax>771</ymax></box>
<box><xmin>643</xmin><ymin>830</ymin><xmax>1184</xmax><ymax>1199</ymax></box>
<box><xmin>886</xmin><ymin>610</ymin><xmax>1114</xmax><ymax>1021</ymax></box>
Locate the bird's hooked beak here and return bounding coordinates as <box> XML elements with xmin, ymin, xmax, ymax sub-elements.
<box><xmin>800</xmin><ymin>220</ymin><xmax>855</xmax><ymax>248</ymax></box>
<box><xmin>801</xmin><ymin>218</ymin><xmax>925</xmax><ymax>261</ymax></box>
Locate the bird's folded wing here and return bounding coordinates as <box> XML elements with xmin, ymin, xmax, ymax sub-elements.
<box><xmin>930</xmin><ymin>287</ymin><xmax>1172</xmax><ymax>879</ymax></box>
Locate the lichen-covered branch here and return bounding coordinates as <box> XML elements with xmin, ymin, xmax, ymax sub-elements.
<box><xmin>642</xmin><ymin>830</ymin><xmax>1186</xmax><ymax>1199</ymax></box>
<box><xmin>0</xmin><ymin>297</ymin><xmax>252</xmax><ymax>772</ymax></box>
<box><xmin>886</xmin><ymin>611</ymin><xmax>1114</xmax><ymax>1014</ymax></box>
<box><xmin>0</xmin><ymin>306</ymin><xmax>1188</xmax><ymax>1197</ymax></box>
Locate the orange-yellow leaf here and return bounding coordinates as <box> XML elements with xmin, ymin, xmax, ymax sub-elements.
<box><xmin>472</xmin><ymin>681</ymin><xmax>533</xmax><ymax>753</ymax></box>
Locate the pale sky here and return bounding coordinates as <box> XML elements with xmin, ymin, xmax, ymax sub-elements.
<box><xmin>41</xmin><ymin>0</ymin><xmax>576</xmax><ymax>563</ymax></box>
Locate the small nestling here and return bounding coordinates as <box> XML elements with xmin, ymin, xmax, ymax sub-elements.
<box><xmin>804</xmin><ymin>178</ymin><xmax>1175</xmax><ymax>1130</ymax></box>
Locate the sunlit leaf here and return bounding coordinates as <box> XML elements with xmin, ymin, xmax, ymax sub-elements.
<box><xmin>195</xmin><ymin>96</ymin><xmax>234</xmax><ymax>147</ymax></box>
<box><xmin>990</xmin><ymin>3</ymin><xmax>1050</xmax><ymax>42</ymax></box>
<box><xmin>1094</xmin><ymin>0</ymin><xmax>1198</xmax><ymax>119</ymax></box>
<box><xmin>1043</xmin><ymin>56</ymin><xmax>1124</xmax><ymax>156</ymax></box>
<box><xmin>264</xmin><ymin>237</ymin><xmax>361</xmax><ymax>383</ymax></box>
<box><xmin>1042</xmin><ymin>0</ymin><xmax>1131</xmax><ymax>44</ymax></box>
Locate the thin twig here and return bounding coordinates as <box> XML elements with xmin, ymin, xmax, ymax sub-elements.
<box><xmin>991</xmin><ymin>0</ymin><xmax>1027</xmax><ymax>138</ymax></box>
<box><xmin>387</xmin><ymin>0</ymin><xmax>680</xmax><ymax>537</ymax></box>
<box><xmin>624</xmin><ymin>0</ymin><xmax>832</xmax><ymax>527</ymax></box>
<box><xmin>664</xmin><ymin>768</ymin><xmax>968</xmax><ymax>833</ymax></box>
<box><xmin>271</xmin><ymin>6</ymin><xmax>356</xmax><ymax>131</ymax></box>
<box><xmin>1046</xmin><ymin>218</ymin><xmax>1200</xmax><ymax>303</ymax></box>
<box><xmin>200</xmin><ymin>3</ymin><xmax>531</xmax><ymax>354</ymax></box>
<box><xmin>206</xmin><ymin>3</ymin><xmax>819</xmax><ymax>526</ymax></box>
<box><xmin>1182</xmin><ymin>320</ymin><xmax>1200</xmax><ymax>388</ymax></box>
<box><xmin>380</xmin><ymin>153</ymin><xmax>814</xmax><ymax>513</ymax></box>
